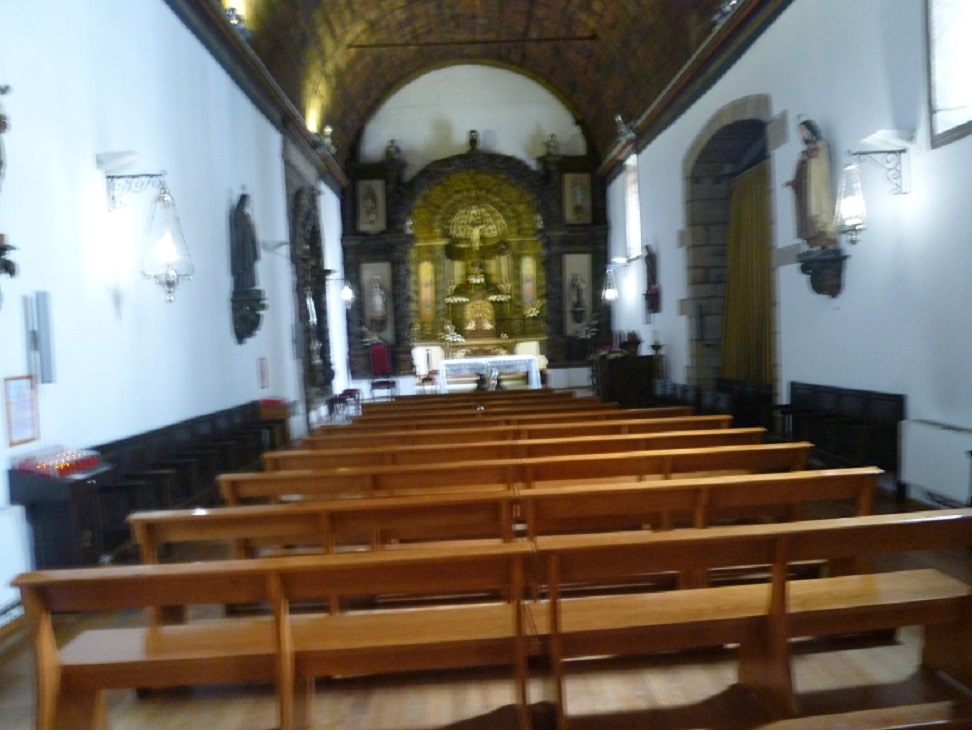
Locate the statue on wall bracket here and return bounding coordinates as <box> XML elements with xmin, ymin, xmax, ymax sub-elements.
<box><xmin>229</xmin><ymin>191</ymin><xmax>267</xmax><ymax>344</ymax></box>
<box><xmin>0</xmin><ymin>86</ymin><xmax>15</xmax><ymax>312</ymax></box>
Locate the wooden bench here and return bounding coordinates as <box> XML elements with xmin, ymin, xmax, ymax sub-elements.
<box><xmin>519</xmin><ymin>441</ymin><xmax>812</xmax><ymax>487</ymax></box>
<box><xmin>132</xmin><ymin>466</ymin><xmax>874</xmax><ymax>566</ymax></box>
<box><xmin>530</xmin><ymin>508</ymin><xmax>972</xmax><ymax>727</ymax></box>
<box><xmin>298</xmin><ymin>415</ymin><xmax>732</xmax><ymax>451</ymax></box>
<box><xmin>128</xmin><ymin>490</ymin><xmax>518</xmax><ymax>563</ymax></box>
<box><xmin>219</xmin><ymin>458</ymin><xmax>523</xmax><ymax>504</ymax></box>
<box><xmin>354</xmin><ymin>394</ymin><xmax>609</xmax><ymax>420</ymax></box>
<box><xmin>14</xmin><ymin>559</ymin><xmax>283</xmax><ymax>730</ymax></box>
<box><xmin>220</xmin><ymin>443</ymin><xmax>812</xmax><ymax>504</ymax></box>
<box><xmin>264</xmin><ymin>427</ymin><xmax>765</xmax><ymax>470</ymax></box>
<box><xmin>519</xmin><ymin>466</ymin><xmax>880</xmax><ymax>538</ymax></box>
<box><xmin>14</xmin><ymin>542</ymin><xmax>534</xmax><ymax>730</ymax></box>
<box><xmin>358</xmin><ymin>388</ymin><xmax>578</xmax><ymax>414</ymax></box>
<box><xmin>310</xmin><ymin>405</ymin><xmax>695</xmax><ymax>435</ymax></box>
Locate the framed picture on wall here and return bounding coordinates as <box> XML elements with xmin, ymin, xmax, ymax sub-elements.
<box><xmin>4</xmin><ymin>375</ymin><xmax>39</xmax><ymax>447</ymax></box>
<box><xmin>563</xmin><ymin>173</ymin><xmax>592</xmax><ymax>225</ymax></box>
<box><xmin>357</xmin><ymin>180</ymin><xmax>387</xmax><ymax>233</ymax></box>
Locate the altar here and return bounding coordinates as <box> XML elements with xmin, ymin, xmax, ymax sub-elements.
<box><xmin>437</xmin><ymin>355</ymin><xmax>542</xmax><ymax>391</ymax></box>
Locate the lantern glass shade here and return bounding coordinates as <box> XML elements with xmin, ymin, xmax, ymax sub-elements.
<box><xmin>340</xmin><ymin>282</ymin><xmax>355</xmax><ymax>309</ymax></box>
<box><xmin>601</xmin><ymin>266</ymin><xmax>619</xmax><ymax>302</ymax></box>
<box><xmin>142</xmin><ymin>184</ymin><xmax>194</xmax><ymax>302</ymax></box>
<box><xmin>835</xmin><ymin>162</ymin><xmax>867</xmax><ymax>241</ymax></box>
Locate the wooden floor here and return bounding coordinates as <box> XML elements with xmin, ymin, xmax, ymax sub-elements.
<box><xmin>4</xmin><ymin>481</ymin><xmax>972</xmax><ymax>729</ymax></box>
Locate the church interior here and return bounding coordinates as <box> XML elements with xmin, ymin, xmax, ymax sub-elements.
<box><xmin>4</xmin><ymin>0</ymin><xmax>972</xmax><ymax>728</ymax></box>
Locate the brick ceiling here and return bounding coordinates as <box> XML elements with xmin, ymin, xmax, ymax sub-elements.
<box><xmin>241</xmin><ymin>0</ymin><xmax>723</xmax><ymax>165</ymax></box>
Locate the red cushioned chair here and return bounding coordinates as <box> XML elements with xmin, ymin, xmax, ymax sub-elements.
<box><xmin>368</xmin><ymin>342</ymin><xmax>397</xmax><ymax>400</ymax></box>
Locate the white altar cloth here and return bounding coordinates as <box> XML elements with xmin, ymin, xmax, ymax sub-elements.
<box><xmin>437</xmin><ymin>355</ymin><xmax>542</xmax><ymax>391</ymax></box>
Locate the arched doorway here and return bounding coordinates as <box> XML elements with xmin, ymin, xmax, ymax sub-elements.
<box><xmin>682</xmin><ymin>95</ymin><xmax>776</xmax><ymax>392</ymax></box>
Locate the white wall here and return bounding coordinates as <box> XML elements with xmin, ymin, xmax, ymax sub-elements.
<box><xmin>359</xmin><ymin>64</ymin><xmax>587</xmax><ymax>175</ymax></box>
<box><xmin>0</xmin><ymin>3</ymin><xmax>309</xmax><ymax>582</ymax></box>
<box><xmin>609</xmin><ymin>0</ymin><xmax>972</xmax><ymax>428</ymax></box>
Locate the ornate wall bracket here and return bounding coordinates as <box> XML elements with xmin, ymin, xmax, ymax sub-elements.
<box><xmin>231</xmin><ymin>288</ymin><xmax>266</xmax><ymax>344</ymax></box>
<box><xmin>798</xmin><ymin>247</ymin><xmax>849</xmax><ymax>298</ymax></box>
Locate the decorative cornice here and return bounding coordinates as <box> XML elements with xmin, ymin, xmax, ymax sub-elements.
<box><xmin>598</xmin><ymin>0</ymin><xmax>796</xmax><ymax>179</ymax></box>
<box><xmin>162</xmin><ymin>0</ymin><xmax>348</xmax><ymax>191</ymax></box>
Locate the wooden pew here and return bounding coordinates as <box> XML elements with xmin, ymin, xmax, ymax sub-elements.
<box><xmin>14</xmin><ymin>559</ymin><xmax>285</xmax><ymax>730</ymax></box>
<box><xmin>519</xmin><ymin>466</ymin><xmax>880</xmax><ymax>538</ymax></box>
<box><xmin>530</xmin><ymin>508</ymin><xmax>972</xmax><ymax>727</ymax></box>
<box><xmin>358</xmin><ymin>388</ymin><xmax>578</xmax><ymax>414</ymax></box>
<box><xmin>351</xmin><ymin>395</ymin><xmax>614</xmax><ymax>422</ymax></box>
<box><xmin>14</xmin><ymin>542</ymin><xmax>534</xmax><ymax>730</ymax></box>
<box><xmin>298</xmin><ymin>415</ymin><xmax>732</xmax><ymax>451</ymax></box>
<box><xmin>263</xmin><ymin>427</ymin><xmax>765</xmax><ymax>470</ymax></box>
<box><xmin>128</xmin><ymin>490</ymin><xmax>518</xmax><ymax>562</ymax></box>
<box><xmin>218</xmin><ymin>458</ymin><xmax>523</xmax><ymax>504</ymax></box>
<box><xmin>515</xmin><ymin>414</ymin><xmax>732</xmax><ymax>439</ymax></box>
<box><xmin>133</xmin><ymin>466</ymin><xmax>876</xmax><ymax>566</ymax></box>
<box><xmin>219</xmin><ymin>443</ymin><xmax>812</xmax><ymax>505</ymax></box>
<box><xmin>519</xmin><ymin>441</ymin><xmax>812</xmax><ymax>487</ymax></box>
<box><xmin>310</xmin><ymin>405</ymin><xmax>695</xmax><ymax>435</ymax></box>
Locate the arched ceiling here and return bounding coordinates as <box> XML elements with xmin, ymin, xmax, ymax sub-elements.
<box><xmin>239</xmin><ymin>0</ymin><xmax>724</xmax><ymax>165</ymax></box>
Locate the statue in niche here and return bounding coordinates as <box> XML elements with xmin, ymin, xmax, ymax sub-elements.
<box><xmin>229</xmin><ymin>191</ymin><xmax>266</xmax><ymax>344</ymax></box>
<box><xmin>569</xmin><ymin>273</ymin><xmax>587</xmax><ymax>324</ymax></box>
<box><xmin>368</xmin><ymin>275</ymin><xmax>388</xmax><ymax>334</ymax></box>
<box><xmin>785</xmin><ymin>118</ymin><xmax>838</xmax><ymax>249</ymax></box>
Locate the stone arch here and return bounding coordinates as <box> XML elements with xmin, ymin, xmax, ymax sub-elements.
<box><xmin>681</xmin><ymin>94</ymin><xmax>776</xmax><ymax>391</ymax></box>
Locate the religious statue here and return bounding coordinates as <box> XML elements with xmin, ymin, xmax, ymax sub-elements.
<box><xmin>230</xmin><ymin>193</ymin><xmax>260</xmax><ymax>292</ymax></box>
<box><xmin>0</xmin><ymin>85</ymin><xmax>10</xmax><ymax>191</ymax></box>
<box><xmin>229</xmin><ymin>191</ymin><xmax>266</xmax><ymax>344</ymax></box>
<box><xmin>569</xmin><ymin>273</ymin><xmax>587</xmax><ymax>324</ymax></box>
<box><xmin>544</xmin><ymin>133</ymin><xmax>560</xmax><ymax>156</ymax></box>
<box><xmin>368</xmin><ymin>275</ymin><xmax>388</xmax><ymax>333</ymax></box>
<box><xmin>0</xmin><ymin>87</ymin><xmax>15</xmax><ymax>309</ymax></box>
<box><xmin>468</xmin><ymin>130</ymin><xmax>480</xmax><ymax>151</ymax></box>
<box><xmin>785</xmin><ymin>118</ymin><xmax>838</xmax><ymax>249</ymax></box>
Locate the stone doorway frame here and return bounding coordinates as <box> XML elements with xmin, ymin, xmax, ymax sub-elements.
<box><xmin>680</xmin><ymin>94</ymin><xmax>782</xmax><ymax>394</ymax></box>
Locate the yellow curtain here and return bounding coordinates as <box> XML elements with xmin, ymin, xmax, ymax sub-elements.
<box><xmin>721</xmin><ymin>161</ymin><xmax>773</xmax><ymax>383</ymax></box>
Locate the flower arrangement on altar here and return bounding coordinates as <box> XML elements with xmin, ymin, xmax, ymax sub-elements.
<box><xmin>524</xmin><ymin>299</ymin><xmax>544</xmax><ymax>319</ymax></box>
<box><xmin>486</xmin><ymin>281</ymin><xmax>512</xmax><ymax>303</ymax></box>
<box><xmin>361</xmin><ymin>327</ymin><xmax>384</xmax><ymax>345</ymax></box>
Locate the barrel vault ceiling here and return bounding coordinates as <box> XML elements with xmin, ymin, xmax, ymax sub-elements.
<box><xmin>236</xmin><ymin>0</ymin><xmax>727</xmax><ymax>165</ymax></box>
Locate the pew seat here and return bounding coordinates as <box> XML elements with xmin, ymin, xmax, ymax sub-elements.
<box><xmin>530</xmin><ymin>510</ymin><xmax>972</xmax><ymax>728</ymax></box>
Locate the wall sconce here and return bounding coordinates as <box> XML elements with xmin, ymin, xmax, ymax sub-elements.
<box><xmin>834</xmin><ymin>162</ymin><xmax>866</xmax><ymax>244</ymax></box>
<box><xmin>601</xmin><ymin>265</ymin><xmax>619</xmax><ymax>303</ymax></box>
<box><xmin>340</xmin><ymin>283</ymin><xmax>355</xmax><ymax>309</ymax></box>
<box><xmin>104</xmin><ymin>171</ymin><xmax>194</xmax><ymax>303</ymax></box>
<box><xmin>835</xmin><ymin>144</ymin><xmax>908</xmax><ymax>245</ymax></box>
<box><xmin>325</xmin><ymin>269</ymin><xmax>355</xmax><ymax>310</ymax></box>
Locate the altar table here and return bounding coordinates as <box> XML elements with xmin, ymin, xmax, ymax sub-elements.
<box><xmin>437</xmin><ymin>355</ymin><xmax>542</xmax><ymax>391</ymax></box>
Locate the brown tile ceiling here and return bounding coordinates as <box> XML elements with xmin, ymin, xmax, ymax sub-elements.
<box><xmin>241</xmin><ymin>0</ymin><xmax>723</xmax><ymax>165</ymax></box>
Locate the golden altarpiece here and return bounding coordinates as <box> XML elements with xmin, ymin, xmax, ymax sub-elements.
<box><xmin>342</xmin><ymin>135</ymin><xmax>610</xmax><ymax>378</ymax></box>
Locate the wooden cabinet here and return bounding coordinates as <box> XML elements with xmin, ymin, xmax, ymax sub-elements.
<box><xmin>593</xmin><ymin>354</ymin><xmax>657</xmax><ymax>408</ymax></box>
<box><xmin>8</xmin><ymin>465</ymin><xmax>116</xmax><ymax>568</ymax></box>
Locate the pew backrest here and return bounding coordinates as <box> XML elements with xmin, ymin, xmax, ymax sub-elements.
<box><xmin>264</xmin><ymin>428</ymin><xmax>764</xmax><ymax>471</ymax></box>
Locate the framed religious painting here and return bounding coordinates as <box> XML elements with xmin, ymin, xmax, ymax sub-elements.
<box><xmin>4</xmin><ymin>375</ymin><xmax>39</xmax><ymax>446</ymax></box>
<box><xmin>563</xmin><ymin>173</ymin><xmax>592</xmax><ymax>225</ymax></box>
<box><xmin>356</xmin><ymin>180</ymin><xmax>386</xmax><ymax>233</ymax></box>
